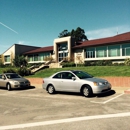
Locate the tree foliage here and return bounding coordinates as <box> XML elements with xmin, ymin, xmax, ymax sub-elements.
<box><xmin>58</xmin><ymin>27</ymin><xmax>88</xmax><ymax>42</ymax></box>
<box><xmin>13</xmin><ymin>55</ymin><xmax>28</xmax><ymax>67</ymax></box>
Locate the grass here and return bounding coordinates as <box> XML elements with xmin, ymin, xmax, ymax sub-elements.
<box><xmin>26</xmin><ymin>66</ymin><xmax>130</xmax><ymax>78</ymax></box>
<box><xmin>0</xmin><ymin>66</ymin><xmax>130</xmax><ymax>77</ymax></box>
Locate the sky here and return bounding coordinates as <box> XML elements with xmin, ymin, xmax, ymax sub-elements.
<box><xmin>0</xmin><ymin>0</ymin><xmax>130</xmax><ymax>54</ymax></box>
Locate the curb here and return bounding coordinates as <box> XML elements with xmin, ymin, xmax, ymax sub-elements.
<box><xmin>124</xmin><ymin>89</ymin><xmax>130</xmax><ymax>94</ymax></box>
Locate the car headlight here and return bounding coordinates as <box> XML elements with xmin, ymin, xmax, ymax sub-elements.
<box><xmin>93</xmin><ymin>82</ymin><xmax>103</xmax><ymax>86</ymax></box>
<box><xmin>98</xmin><ymin>82</ymin><xmax>103</xmax><ymax>85</ymax></box>
<box><xmin>14</xmin><ymin>81</ymin><xmax>19</xmax><ymax>85</ymax></box>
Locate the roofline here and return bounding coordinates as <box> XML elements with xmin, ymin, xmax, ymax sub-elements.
<box><xmin>2</xmin><ymin>43</ymin><xmax>41</xmax><ymax>54</ymax></box>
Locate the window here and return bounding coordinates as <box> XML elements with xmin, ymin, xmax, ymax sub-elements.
<box><xmin>96</xmin><ymin>46</ymin><xmax>107</xmax><ymax>57</ymax></box>
<box><xmin>58</xmin><ymin>42</ymin><xmax>68</xmax><ymax>51</ymax></box>
<box><xmin>73</xmin><ymin>71</ymin><xmax>93</xmax><ymax>79</ymax></box>
<box><xmin>4</xmin><ymin>55</ymin><xmax>10</xmax><ymax>62</ymax></box>
<box><xmin>28</xmin><ymin>55</ymin><xmax>33</xmax><ymax>61</ymax></box>
<box><xmin>125</xmin><ymin>48</ymin><xmax>130</xmax><ymax>56</ymax></box>
<box><xmin>53</xmin><ymin>73</ymin><xmax>62</xmax><ymax>79</ymax></box>
<box><xmin>122</xmin><ymin>43</ymin><xmax>130</xmax><ymax>56</ymax></box>
<box><xmin>108</xmin><ymin>45</ymin><xmax>120</xmax><ymax>57</ymax></box>
<box><xmin>53</xmin><ymin>72</ymin><xmax>75</xmax><ymax>79</ymax></box>
<box><xmin>86</xmin><ymin>48</ymin><xmax>95</xmax><ymax>58</ymax></box>
<box><xmin>34</xmin><ymin>54</ymin><xmax>38</xmax><ymax>61</ymax></box>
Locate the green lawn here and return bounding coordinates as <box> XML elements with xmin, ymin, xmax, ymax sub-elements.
<box><xmin>0</xmin><ymin>66</ymin><xmax>130</xmax><ymax>77</ymax></box>
<box><xmin>27</xmin><ymin>66</ymin><xmax>130</xmax><ymax>78</ymax></box>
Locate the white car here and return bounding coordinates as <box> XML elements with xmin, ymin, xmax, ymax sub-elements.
<box><xmin>42</xmin><ymin>70</ymin><xmax>111</xmax><ymax>97</ymax></box>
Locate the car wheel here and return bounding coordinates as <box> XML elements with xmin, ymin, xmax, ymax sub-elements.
<box><xmin>82</xmin><ymin>85</ymin><xmax>92</xmax><ymax>97</ymax></box>
<box><xmin>47</xmin><ymin>85</ymin><xmax>55</xmax><ymax>94</ymax></box>
<box><xmin>7</xmin><ymin>83</ymin><xmax>11</xmax><ymax>91</ymax></box>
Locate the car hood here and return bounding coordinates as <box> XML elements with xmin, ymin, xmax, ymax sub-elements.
<box><xmin>82</xmin><ymin>77</ymin><xmax>107</xmax><ymax>83</ymax></box>
<box><xmin>9</xmin><ymin>78</ymin><xmax>29</xmax><ymax>82</ymax></box>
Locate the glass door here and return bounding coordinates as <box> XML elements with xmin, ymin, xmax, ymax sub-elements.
<box><xmin>58</xmin><ymin>51</ymin><xmax>68</xmax><ymax>62</ymax></box>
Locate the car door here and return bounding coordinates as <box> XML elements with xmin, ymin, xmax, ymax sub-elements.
<box><xmin>51</xmin><ymin>72</ymin><xmax>63</xmax><ymax>91</ymax></box>
<box><xmin>60</xmin><ymin>72</ymin><xmax>80</xmax><ymax>92</ymax></box>
<box><xmin>0</xmin><ymin>75</ymin><xmax>7</xmax><ymax>88</ymax></box>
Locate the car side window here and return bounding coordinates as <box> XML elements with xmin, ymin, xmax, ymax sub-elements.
<box><xmin>0</xmin><ymin>75</ymin><xmax>2</xmax><ymax>79</ymax></box>
<box><xmin>62</xmin><ymin>72</ymin><xmax>75</xmax><ymax>79</ymax></box>
<box><xmin>53</xmin><ymin>73</ymin><xmax>62</xmax><ymax>79</ymax></box>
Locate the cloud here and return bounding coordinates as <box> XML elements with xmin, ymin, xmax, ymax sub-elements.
<box><xmin>17</xmin><ymin>41</ymin><xmax>32</xmax><ymax>45</ymax></box>
<box><xmin>0</xmin><ymin>22</ymin><xmax>18</xmax><ymax>34</ymax></box>
<box><xmin>17</xmin><ymin>41</ymin><xmax>25</xmax><ymax>44</ymax></box>
<box><xmin>86</xmin><ymin>25</ymin><xmax>130</xmax><ymax>40</ymax></box>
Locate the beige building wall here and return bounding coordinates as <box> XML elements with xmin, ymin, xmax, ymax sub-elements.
<box><xmin>53</xmin><ymin>36</ymin><xmax>71</xmax><ymax>62</ymax></box>
<box><xmin>74</xmin><ymin>48</ymin><xmax>85</xmax><ymax>64</ymax></box>
<box><xmin>3</xmin><ymin>45</ymin><xmax>15</xmax><ymax>64</ymax></box>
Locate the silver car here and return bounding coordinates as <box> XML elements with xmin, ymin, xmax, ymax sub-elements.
<box><xmin>0</xmin><ymin>73</ymin><xmax>30</xmax><ymax>91</ymax></box>
<box><xmin>42</xmin><ymin>70</ymin><xmax>111</xmax><ymax>97</ymax></box>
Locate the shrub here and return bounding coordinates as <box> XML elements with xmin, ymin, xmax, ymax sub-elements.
<box><xmin>113</xmin><ymin>63</ymin><xmax>119</xmax><ymax>66</ymax></box>
<box><xmin>62</xmin><ymin>62</ymin><xmax>76</xmax><ymax>67</ymax></box>
<box><xmin>124</xmin><ymin>58</ymin><xmax>130</xmax><ymax>66</ymax></box>
<box><xmin>95</xmin><ymin>60</ymin><xmax>105</xmax><ymax>66</ymax></box>
<box><xmin>0</xmin><ymin>61</ymin><xmax>4</xmax><ymax>67</ymax></box>
<box><xmin>77</xmin><ymin>63</ymin><xmax>85</xmax><ymax>67</ymax></box>
<box><xmin>104</xmin><ymin>60</ymin><xmax>112</xmax><ymax>66</ymax></box>
<box><xmin>3</xmin><ymin>68</ymin><xmax>16</xmax><ymax>73</ymax></box>
<box><xmin>17</xmin><ymin>67</ymin><xmax>31</xmax><ymax>76</ymax></box>
<box><xmin>118</xmin><ymin>63</ymin><xmax>125</xmax><ymax>66</ymax></box>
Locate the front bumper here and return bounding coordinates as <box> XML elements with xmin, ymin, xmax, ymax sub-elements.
<box><xmin>13</xmin><ymin>83</ymin><xmax>30</xmax><ymax>88</ymax></box>
<box><xmin>93</xmin><ymin>83</ymin><xmax>112</xmax><ymax>94</ymax></box>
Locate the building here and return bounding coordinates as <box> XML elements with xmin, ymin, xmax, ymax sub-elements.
<box><xmin>2</xmin><ymin>31</ymin><xmax>130</xmax><ymax>67</ymax></box>
<box><xmin>2</xmin><ymin>44</ymin><xmax>40</xmax><ymax>65</ymax></box>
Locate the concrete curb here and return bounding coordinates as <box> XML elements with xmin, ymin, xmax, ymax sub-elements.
<box><xmin>124</xmin><ymin>89</ymin><xmax>130</xmax><ymax>94</ymax></box>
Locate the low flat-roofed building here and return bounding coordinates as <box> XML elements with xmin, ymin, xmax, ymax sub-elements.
<box><xmin>2</xmin><ymin>31</ymin><xmax>130</xmax><ymax>66</ymax></box>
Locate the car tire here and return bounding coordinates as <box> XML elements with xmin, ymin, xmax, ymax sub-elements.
<box><xmin>82</xmin><ymin>85</ymin><xmax>92</xmax><ymax>97</ymax></box>
<box><xmin>47</xmin><ymin>84</ymin><xmax>55</xmax><ymax>94</ymax></box>
<box><xmin>7</xmin><ymin>83</ymin><xmax>11</xmax><ymax>91</ymax></box>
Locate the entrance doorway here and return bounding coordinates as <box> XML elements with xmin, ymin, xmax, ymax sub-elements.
<box><xmin>58</xmin><ymin>51</ymin><xmax>68</xmax><ymax>62</ymax></box>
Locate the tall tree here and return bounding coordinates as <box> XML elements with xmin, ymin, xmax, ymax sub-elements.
<box><xmin>58</xmin><ymin>27</ymin><xmax>88</xmax><ymax>42</ymax></box>
<box><xmin>72</xmin><ymin>27</ymin><xmax>88</xmax><ymax>42</ymax></box>
<box><xmin>58</xmin><ymin>30</ymin><xmax>70</xmax><ymax>38</ymax></box>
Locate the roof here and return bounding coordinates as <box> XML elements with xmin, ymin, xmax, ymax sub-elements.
<box><xmin>72</xmin><ymin>32</ymin><xmax>130</xmax><ymax>49</ymax></box>
<box><xmin>2</xmin><ymin>43</ymin><xmax>40</xmax><ymax>55</ymax></box>
<box><xmin>24</xmin><ymin>46</ymin><xmax>53</xmax><ymax>54</ymax></box>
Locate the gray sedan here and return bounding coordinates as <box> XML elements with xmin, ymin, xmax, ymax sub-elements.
<box><xmin>0</xmin><ymin>73</ymin><xmax>30</xmax><ymax>91</ymax></box>
<box><xmin>42</xmin><ymin>70</ymin><xmax>111</xmax><ymax>97</ymax></box>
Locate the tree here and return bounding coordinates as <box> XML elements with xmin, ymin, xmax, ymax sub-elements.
<box><xmin>58</xmin><ymin>27</ymin><xmax>88</xmax><ymax>42</ymax></box>
<box><xmin>13</xmin><ymin>55</ymin><xmax>28</xmax><ymax>67</ymax></box>
<box><xmin>58</xmin><ymin>30</ymin><xmax>70</xmax><ymax>38</ymax></box>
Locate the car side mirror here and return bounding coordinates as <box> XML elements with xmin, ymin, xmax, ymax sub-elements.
<box><xmin>2</xmin><ymin>76</ymin><xmax>6</xmax><ymax>80</ymax></box>
<box><xmin>72</xmin><ymin>77</ymin><xmax>76</xmax><ymax>80</ymax></box>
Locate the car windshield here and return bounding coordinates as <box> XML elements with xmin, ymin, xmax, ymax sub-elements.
<box><xmin>72</xmin><ymin>71</ymin><xmax>93</xmax><ymax>79</ymax></box>
<box><xmin>6</xmin><ymin>74</ymin><xmax>21</xmax><ymax>79</ymax></box>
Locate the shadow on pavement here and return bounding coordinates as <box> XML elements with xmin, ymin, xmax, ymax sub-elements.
<box><xmin>0</xmin><ymin>86</ymin><xmax>35</xmax><ymax>91</ymax></box>
<box><xmin>50</xmin><ymin>89</ymin><xmax>116</xmax><ymax>98</ymax></box>
<box><xmin>96</xmin><ymin>90</ymin><xmax>116</xmax><ymax>98</ymax></box>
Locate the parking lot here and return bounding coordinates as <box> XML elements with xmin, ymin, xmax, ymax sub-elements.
<box><xmin>0</xmin><ymin>86</ymin><xmax>130</xmax><ymax>130</ymax></box>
